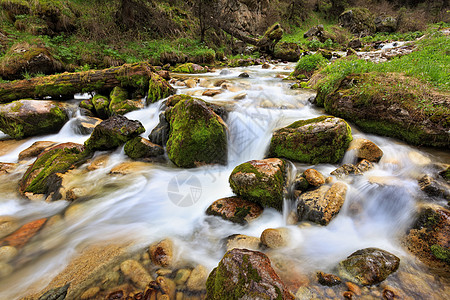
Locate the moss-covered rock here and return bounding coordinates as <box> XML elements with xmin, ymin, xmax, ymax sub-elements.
<box><xmin>268</xmin><ymin>116</ymin><xmax>352</xmax><ymax>164</ymax></box>
<box><xmin>79</xmin><ymin>98</ymin><xmax>94</xmax><ymax>112</ymax></box>
<box><xmin>0</xmin><ymin>42</ymin><xmax>64</xmax><ymax>80</ymax></box>
<box><xmin>91</xmin><ymin>94</ymin><xmax>110</xmax><ymax>119</ymax></box>
<box><xmin>339</xmin><ymin>7</ymin><xmax>376</xmax><ymax>36</ymax></box>
<box><xmin>229</xmin><ymin>158</ymin><xmax>286</xmax><ymax>211</ymax></box>
<box><xmin>402</xmin><ymin>204</ymin><xmax>450</xmax><ymax>275</ymax></box>
<box><xmin>0</xmin><ymin>99</ymin><xmax>68</xmax><ymax>139</ymax></box>
<box><xmin>375</xmin><ymin>15</ymin><xmax>397</xmax><ymax>33</ymax></box>
<box><xmin>172</xmin><ymin>63</ymin><xmax>207</xmax><ymax>74</ymax></box>
<box><xmin>19</xmin><ymin>143</ymin><xmax>89</xmax><ymax>194</ymax></box>
<box><xmin>338</xmin><ymin>248</ymin><xmax>400</xmax><ymax>285</ymax></box>
<box><xmin>166</xmin><ymin>96</ymin><xmax>227</xmax><ymax>168</ymax></box>
<box><xmin>124</xmin><ymin>137</ymin><xmax>164</xmax><ymax>159</ymax></box>
<box><xmin>206</xmin><ymin>196</ymin><xmax>263</xmax><ymax>225</ymax></box>
<box><xmin>84</xmin><ymin>115</ymin><xmax>145</xmax><ymax>151</ymax></box>
<box><xmin>206</xmin><ymin>248</ymin><xmax>294</xmax><ymax>300</ymax></box>
<box><xmin>109</xmin><ymin>86</ymin><xmax>143</xmax><ymax>115</ymax></box>
<box><xmin>273</xmin><ymin>42</ymin><xmax>303</xmax><ymax>62</ymax></box>
<box><xmin>146</xmin><ymin>73</ymin><xmax>175</xmax><ymax>104</ymax></box>
<box><xmin>319</xmin><ymin>73</ymin><xmax>450</xmax><ymax>148</ymax></box>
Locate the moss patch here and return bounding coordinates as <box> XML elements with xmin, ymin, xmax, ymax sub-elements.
<box><xmin>147</xmin><ymin>73</ymin><xmax>174</xmax><ymax>104</ymax></box>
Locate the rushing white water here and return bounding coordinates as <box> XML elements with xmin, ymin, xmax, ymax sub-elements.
<box><xmin>0</xmin><ymin>64</ymin><xmax>448</xmax><ymax>299</ymax></box>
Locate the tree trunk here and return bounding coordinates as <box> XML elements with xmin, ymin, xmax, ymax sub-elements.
<box><xmin>0</xmin><ymin>62</ymin><xmax>157</xmax><ymax>103</ymax></box>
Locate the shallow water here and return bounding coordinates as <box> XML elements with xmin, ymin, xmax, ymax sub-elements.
<box><xmin>0</xmin><ymin>64</ymin><xmax>448</xmax><ymax>299</ymax></box>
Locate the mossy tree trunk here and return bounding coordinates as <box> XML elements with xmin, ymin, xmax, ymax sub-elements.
<box><xmin>0</xmin><ymin>62</ymin><xmax>156</xmax><ymax>103</ymax></box>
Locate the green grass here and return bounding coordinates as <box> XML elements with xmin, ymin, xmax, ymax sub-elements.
<box><xmin>315</xmin><ymin>32</ymin><xmax>450</xmax><ymax>94</ymax></box>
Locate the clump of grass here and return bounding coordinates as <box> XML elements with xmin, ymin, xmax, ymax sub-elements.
<box><xmin>314</xmin><ymin>32</ymin><xmax>450</xmax><ymax>94</ymax></box>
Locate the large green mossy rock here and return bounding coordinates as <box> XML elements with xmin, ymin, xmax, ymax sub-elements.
<box><xmin>338</xmin><ymin>248</ymin><xmax>400</xmax><ymax>285</ymax></box>
<box><xmin>165</xmin><ymin>97</ymin><xmax>227</xmax><ymax>168</ymax></box>
<box><xmin>84</xmin><ymin>115</ymin><xmax>145</xmax><ymax>151</ymax></box>
<box><xmin>92</xmin><ymin>94</ymin><xmax>110</xmax><ymax>119</ymax></box>
<box><xmin>339</xmin><ymin>7</ymin><xmax>376</xmax><ymax>36</ymax></box>
<box><xmin>124</xmin><ymin>137</ymin><xmax>164</xmax><ymax>159</ymax></box>
<box><xmin>109</xmin><ymin>86</ymin><xmax>143</xmax><ymax>115</ymax></box>
<box><xmin>318</xmin><ymin>73</ymin><xmax>450</xmax><ymax>148</ymax></box>
<box><xmin>268</xmin><ymin>116</ymin><xmax>352</xmax><ymax>164</ymax></box>
<box><xmin>273</xmin><ymin>42</ymin><xmax>303</xmax><ymax>62</ymax></box>
<box><xmin>206</xmin><ymin>248</ymin><xmax>294</xmax><ymax>300</ymax></box>
<box><xmin>229</xmin><ymin>158</ymin><xmax>286</xmax><ymax>211</ymax></box>
<box><xmin>172</xmin><ymin>63</ymin><xmax>207</xmax><ymax>74</ymax></box>
<box><xmin>147</xmin><ymin>73</ymin><xmax>175</xmax><ymax>104</ymax></box>
<box><xmin>0</xmin><ymin>99</ymin><xmax>68</xmax><ymax>139</ymax></box>
<box><xmin>19</xmin><ymin>143</ymin><xmax>89</xmax><ymax>194</ymax></box>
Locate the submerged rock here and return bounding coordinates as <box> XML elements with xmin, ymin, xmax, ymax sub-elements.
<box><xmin>0</xmin><ymin>216</ymin><xmax>20</xmax><ymax>239</ymax></box>
<box><xmin>317</xmin><ymin>271</ymin><xmax>341</xmax><ymax>287</ymax></box>
<box><xmin>18</xmin><ymin>141</ymin><xmax>57</xmax><ymax>161</ymax></box>
<box><xmin>206</xmin><ymin>196</ymin><xmax>263</xmax><ymax>225</ymax></box>
<box><xmin>120</xmin><ymin>259</ymin><xmax>153</xmax><ymax>289</ymax></box>
<box><xmin>0</xmin><ymin>100</ymin><xmax>68</xmax><ymax>139</ymax></box>
<box><xmin>268</xmin><ymin>116</ymin><xmax>352</xmax><ymax>164</ymax></box>
<box><xmin>348</xmin><ymin>138</ymin><xmax>383</xmax><ymax>162</ymax></box>
<box><xmin>331</xmin><ymin>159</ymin><xmax>374</xmax><ymax>177</ymax></box>
<box><xmin>260</xmin><ymin>228</ymin><xmax>289</xmax><ymax>249</ymax></box>
<box><xmin>225</xmin><ymin>234</ymin><xmax>261</xmax><ymax>251</ymax></box>
<box><xmin>84</xmin><ymin>115</ymin><xmax>145</xmax><ymax>151</ymax></box>
<box><xmin>166</xmin><ymin>96</ymin><xmax>227</xmax><ymax>167</ymax></box>
<box><xmin>206</xmin><ymin>248</ymin><xmax>294</xmax><ymax>300</ymax></box>
<box><xmin>229</xmin><ymin>158</ymin><xmax>287</xmax><ymax>211</ymax></box>
<box><xmin>19</xmin><ymin>143</ymin><xmax>88</xmax><ymax>194</ymax></box>
<box><xmin>338</xmin><ymin>248</ymin><xmax>400</xmax><ymax>285</ymax></box>
<box><xmin>0</xmin><ymin>218</ymin><xmax>47</xmax><ymax>249</ymax></box>
<box><xmin>297</xmin><ymin>182</ymin><xmax>347</xmax><ymax>225</ymax></box>
<box><xmin>124</xmin><ymin>137</ymin><xmax>164</xmax><ymax>160</ymax></box>
<box><xmin>149</xmin><ymin>239</ymin><xmax>174</xmax><ymax>268</ymax></box>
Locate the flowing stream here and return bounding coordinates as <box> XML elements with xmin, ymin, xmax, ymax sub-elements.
<box><xmin>0</xmin><ymin>64</ymin><xmax>449</xmax><ymax>299</ymax></box>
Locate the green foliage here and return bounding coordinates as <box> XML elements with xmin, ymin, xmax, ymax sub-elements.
<box><xmin>361</xmin><ymin>31</ymin><xmax>424</xmax><ymax>43</ymax></box>
<box><xmin>295</xmin><ymin>53</ymin><xmax>327</xmax><ymax>73</ymax></box>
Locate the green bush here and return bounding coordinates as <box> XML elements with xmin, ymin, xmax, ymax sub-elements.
<box><xmin>296</xmin><ymin>53</ymin><xmax>327</xmax><ymax>73</ymax></box>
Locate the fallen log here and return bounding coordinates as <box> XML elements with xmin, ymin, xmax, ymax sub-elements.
<box><xmin>0</xmin><ymin>62</ymin><xmax>158</xmax><ymax>103</ymax></box>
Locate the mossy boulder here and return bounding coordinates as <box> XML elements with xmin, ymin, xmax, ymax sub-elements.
<box><xmin>172</xmin><ymin>63</ymin><xmax>207</xmax><ymax>74</ymax></box>
<box><xmin>0</xmin><ymin>99</ymin><xmax>68</xmax><ymax>139</ymax></box>
<box><xmin>273</xmin><ymin>42</ymin><xmax>303</xmax><ymax>62</ymax></box>
<box><xmin>91</xmin><ymin>94</ymin><xmax>110</xmax><ymax>119</ymax></box>
<box><xmin>229</xmin><ymin>158</ymin><xmax>287</xmax><ymax>211</ymax></box>
<box><xmin>268</xmin><ymin>116</ymin><xmax>352</xmax><ymax>164</ymax></box>
<box><xmin>124</xmin><ymin>137</ymin><xmax>164</xmax><ymax>160</ymax></box>
<box><xmin>0</xmin><ymin>42</ymin><xmax>64</xmax><ymax>80</ymax></box>
<box><xmin>318</xmin><ymin>73</ymin><xmax>450</xmax><ymax>148</ymax></box>
<box><xmin>109</xmin><ymin>86</ymin><xmax>143</xmax><ymax>115</ymax></box>
<box><xmin>338</xmin><ymin>248</ymin><xmax>400</xmax><ymax>285</ymax></box>
<box><xmin>339</xmin><ymin>8</ymin><xmax>376</xmax><ymax>36</ymax></box>
<box><xmin>206</xmin><ymin>248</ymin><xmax>294</xmax><ymax>300</ymax></box>
<box><xmin>375</xmin><ymin>15</ymin><xmax>397</xmax><ymax>33</ymax></box>
<box><xmin>165</xmin><ymin>97</ymin><xmax>227</xmax><ymax>168</ymax></box>
<box><xmin>206</xmin><ymin>196</ymin><xmax>263</xmax><ymax>225</ymax></box>
<box><xmin>84</xmin><ymin>115</ymin><xmax>145</xmax><ymax>151</ymax></box>
<box><xmin>297</xmin><ymin>182</ymin><xmax>347</xmax><ymax>225</ymax></box>
<box><xmin>402</xmin><ymin>204</ymin><xmax>450</xmax><ymax>275</ymax></box>
<box><xmin>19</xmin><ymin>143</ymin><xmax>89</xmax><ymax>194</ymax></box>
<box><xmin>146</xmin><ymin>73</ymin><xmax>175</xmax><ymax>104</ymax></box>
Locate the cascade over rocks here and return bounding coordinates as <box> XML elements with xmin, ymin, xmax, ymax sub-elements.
<box><xmin>206</xmin><ymin>248</ymin><xmax>294</xmax><ymax>300</ymax></box>
<box><xmin>268</xmin><ymin>116</ymin><xmax>352</xmax><ymax>164</ymax></box>
<box><xmin>84</xmin><ymin>115</ymin><xmax>145</xmax><ymax>152</ymax></box>
<box><xmin>297</xmin><ymin>182</ymin><xmax>347</xmax><ymax>225</ymax></box>
<box><xmin>0</xmin><ymin>100</ymin><xmax>68</xmax><ymax>139</ymax></box>
<box><xmin>229</xmin><ymin>158</ymin><xmax>287</xmax><ymax>211</ymax></box>
<box><xmin>338</xmin><ymin>248</ymin><xmax>400</xmax><ymax>285</ymax></box>
<box><xmin>165</xmin><ymin>96</ymin><xmax>227</xmax><ymax>168</ymax></box>
<box><xmin>19</xmin><ymin>143</ymin><xmax>89</xmax><ymax>195</ymax></box>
